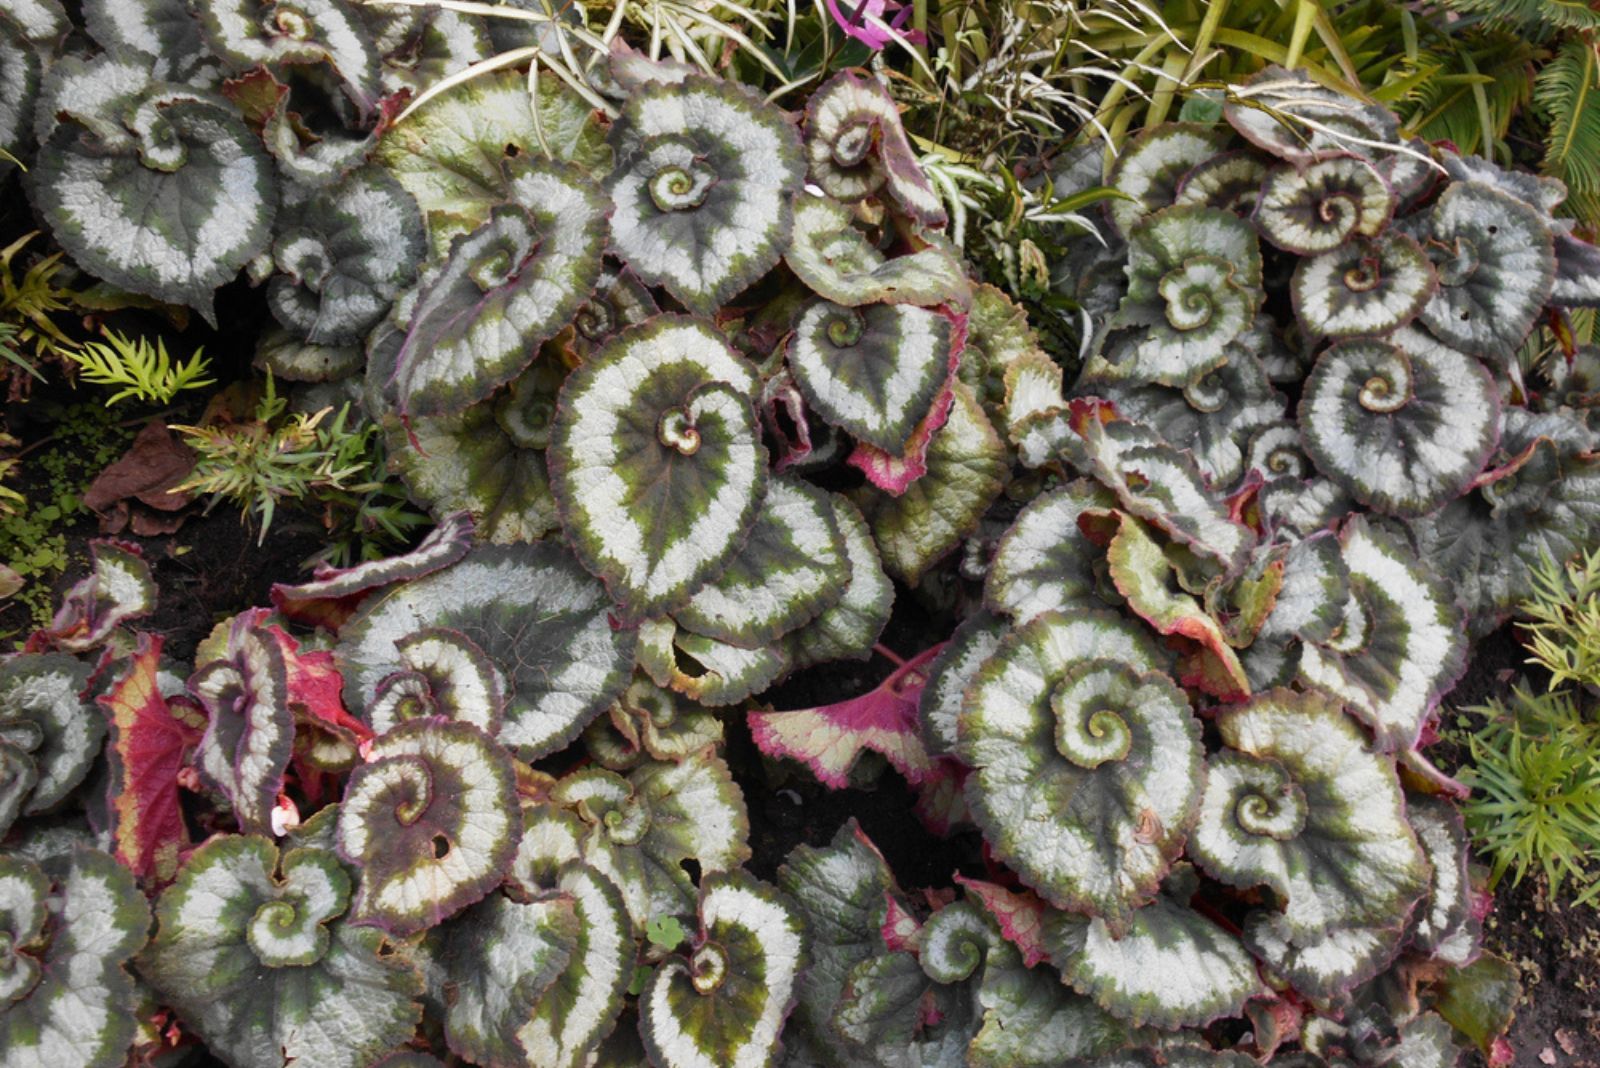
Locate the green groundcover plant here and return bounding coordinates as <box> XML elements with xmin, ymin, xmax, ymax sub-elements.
<box><xmin>2</xmin><ymin>1</ymin><xmax>1599</xmax><ymax>1064</ymax></box>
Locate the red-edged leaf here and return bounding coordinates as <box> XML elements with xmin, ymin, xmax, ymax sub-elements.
<box><xmin>98</xmin><ymin>633</ymin><xmax>204</xmax><ymax>882</ymax></box>
<box><xmin>269</xmin><ymin>512</ymin><xmax>475</xmax><ymax>627</ymax></box>
<box><xmin>763</xmin><ymin>372</ymin><xmax>818</xmax><ymax>472</ymax></box>
<box><xmin>847</xmin><ymin>312</ymin><xmax>968</xmax><ymax>494</ymax></box>
<box><xmin>748</xmin><ymin>645</ymin><xmax>944</xmax><ymax>788</ymax></box>
<box><xmin>29</xmin><ymin>539</ymin><xmax>156</xmax><ymax>652</ymax></box>
<box><xmin>1103</xmin><ymin>511</ymin><xmax>1251</xmax><ymax>700</ymax></box>
<box><xmin>955</xmin><ymin>875</ymin><xmax>1049</xmax><ymax>968</ymax></box>
<box><xmin>260</xmin><ymin>624</ymin><xmax>361</xmax><ymax>733</ymax></box>
<box><xmin>882</xmin><ymin>893</ymin><xmax>922</xmax><ymax>952</ymax></box>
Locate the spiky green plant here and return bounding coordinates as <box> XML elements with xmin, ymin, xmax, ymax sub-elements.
<box><xmin>63</xmin><ymin>330</ymin><xmax>215</xmax><ymax>406</ymax></box>
<box><xmin>171</xmin><ymin>376</ymin><xmax>374</xmax><ymax>543</ymax></box>
<box><xmin>1459</xmin><ymin>687</ymin><xmax>1600</xmax><ymax>906</ymax></box>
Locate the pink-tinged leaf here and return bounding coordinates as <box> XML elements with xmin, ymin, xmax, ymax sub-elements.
<box><xmin>748</xmin><ymin>644</ymin><xmax>944</xmax><ymax>788</ymax></box>
<box><xmin>259</xmin><ymin>624</ymin><xmax>361</xmax><ymax>734</ymax></box>
<box><xmin>847</xmin><ymin>312</ymin><xmax>968</xmax><ymax>495</ymax></box>
<box><xmin>911</xmin><ymin>756</ymin><xmax>969</xmax><ymax>836</ymax></box>
<box><xmin>1489</xmin><ymin>1038</ymin><xmax>1513</xmax><ymax>1068</ymax></box>
<box><xmin>1104</xmin><ymin>512</ymin><xmax>1252</xmax><ymax>700</ymax></box>
<box><xmin>98</xmin><ymin>633</ymin><xmax>204</xmax><ymax>882</ymax></box>
<box><xmin>955</xmin><ymin>876</ymin><xmax>1048</xmax><ymax>968</ymax></box>
<box><xmin>30</xmin><ymin>539</ymin><xmax>156</xmax><ymax>652</ymax></box>
<box><xmin>270</xmin><ymin>512</ymin><xmax>475</xmax><ymax>627</ymax></box>
<box><xmin>882</xmin><ymin>893</ymin><xmax>922</xmax><ymax>952</ymax></box>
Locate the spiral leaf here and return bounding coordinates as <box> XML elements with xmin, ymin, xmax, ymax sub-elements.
<box><xmin>196</xmin><ymin>0</ymin><xmax>380</xmax><ymax>109</ymax></box>
<box><xmin>392</xmin><ymin>161</ymin><xmax>607</xmax><ymax>416</ymax></box>
<box><xmin>1420</xmin><ymin>181</ymin><xmax>1556</xmax><ymax>362</ymax></box>
<box><xmin>609</xmin><ymin>76</ymin><xmax>803</xmax><ymax>313</ymax></box>
<box><xmin>338</xmin><ymin>542</ymin><xmax>634</xmax><ymax>760</ymax></box>
<box><xmin>1298</xmin><ymin>329</ymin><xmax>1499</xmax><ymax>516</ymax></box>
<box><xmin>39</xmin><ymin>539</ymin><xmax>156</xmax><ymax>653</ymax></box>
<box><xmin>550</xmin><ymin>316</ymin><xmax>766</xmax><ymax>619</ymax></box>
<box><xmin>338</xmin><ymin>719</ymin><xmax>520</xmax><ymax>935</ymax></box>
<box><xmin>1109</xmin><ymin>206</ymin><xmax>1263</xmax><ymax>387</ymax></box>
<box><xmin>784</xmin><ymin>495</ymin><xmax>894</xmax><ymax>671</ymax></box>
<box><xmin>377</xmin><ymin>69</ymin><xmax>611</xmax><ymax>253</ymax></box>
<box><xmin>270</xmin><ymin>511</ymin><xmax>473</xmax><ymax>627</ymax></box>
<box><xmin>787</xmin><ymin>192</ymin><xmax>971</xmax><ymax>307</ymax></box>
<box><xmin>856</xmin><ymin>381</ymin><xmax>1009</xmax><ymax>584</ymax></box>
<box><xmin>140</xmin><ymin>835</ymin><xmax>421</xmax><ymax>1068</ymax></box>
<box><xmin>1291</xmin><ymin>233</ymin><xmax>1437</xmax><ymax>339</ymax></box>
<box><xmin>1257</xmin><ymin>157</ymin><xmax>1392</xmax><ymax>254</ymax></box>
<box><xmin>789</xmin><ymin>299</ymin><xmax>956</xmax><ymax>453</ymax></box>
<box><xmin>419</xmin><ymin>891</ymin><xmax>580</xmax><ymax>1068</ymax></box>
<box><xmin>191</xmin><ymin>622</ymin><xmax>295</xmax><ymax>836</ymax></box>
<box><xmin>1194</xmin><ymin>690</ymin><xmax>1429</xmax><ymax>944</ymax></box>
<box><xmin>1173</xmin><ymin>152</ymin><xmax>1267</xmax><ymax>216</ymax></box>
<box><xmin>640</xmin><ymin>870</ymin><xmax>805</xmax><ymax>1068</ymax></box>
<box><xmin>367</xmin><ymin>628</ymin><xmax>504</xmax><ymax>736</ymax></box>
<box><xmin>387</xmin><ymin>352</ymin><xmax>564</xmax><ymax>544</ymax></box>
<box><xmin>637</xmin><ymin>618</ymin><xmax>788</xmax><ymax>708</ymax></box>
<box><xmin>1299</xmin><ymin>517</ymin><xmax>1467</xmax><ymax>750</ymax></box>
<box><xmin>957</xmin><ymin>610</ymin><xmax>1197</xmax><ymax>928</ymax></box>
<box><xmin>0</xmin><ymin>654</ymin><xmax>99</xmax><ymax>820</ymax></box>
<box><xmin>1078</xmin><ymin>417</ymin><xmax>1256</xmax><ymax>573</ymax></box>
<box><xmin>28</xmin><ymin>92</ymin><xmax>275</xmax><ymax>324</ymax></box>
<box><xmin>1088</xmin><ymin>347</ymin><xmax>1284</xmax><ymax>487</ymax></box>
<box><xmin>675</xmin><ymin>476</ymin><xmax>850</xmax><ymax>648</ymax></box>
<box><xmin>1410</xmin><ymin>796</ymin><xmax>1481</xmax><ymax>966</ymax></box>
<box><xmin>268</xmin><ymin>166</ymin><xmax>424</xmax><ymax>345</ymax></box>
<box><xmin>555</xmin><ymin>749</ymin><xmax>751</xmax><ymax>933</ymax></box>
<box><xmin>803</xmin><ymin>70</ymin><xmax>947</xmax><ymax>227</ymax></box>
<box><xmin>1042</xmin><ymin>881</ymin><xmax>1263</xmax><ymax>1030</ymax></box>
<box><xmin>1107</xmin><ymin>123</ymin><xmax>1234</xmax><ymax>236</ymax></box>
<box><xmin>0</xmin><ymin>850</ymin><xmax>150</xmax><ymax>1068</ymax></box>
<box><xmin>1224</xmin><ymin>66</ymin><xmax>1403</xmax><ymax>167</ymax></box>
<box><xmin>985</xmin><ymin>481</ymin><xmax>1114</xmax><ymax>623</ymax></box>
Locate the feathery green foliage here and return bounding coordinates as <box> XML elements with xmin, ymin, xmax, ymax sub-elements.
<box><xmin>64</xmin><ymin>331</ymin><xmax>214</xmax><ymax>406</ymax></box>
<box><xmin>1459</xmin><ymin>687</ymin><xmax>1600</xmax><ymax>906</ymax></box>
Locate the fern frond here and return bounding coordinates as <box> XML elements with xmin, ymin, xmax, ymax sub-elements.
<box><xmin>1536</xmin><ymin>37</ymin><xmax>1600</xmax><ymax>198</ymax></box>
<box><xmin>1436</xmin><ymin>0</ymin><xmax>1600</xmax><ymax>33</ymax></box>
<box><xmin>64</xmin><ymin>331</ymin><xmax>215</xmax><ymax>406</ymax></box>
<box><xmin>1398</xmin><ymin>31</ymin><xmax>1534</xmax><ymax>154</ymax></box>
